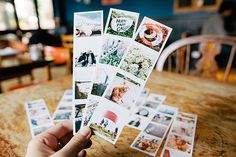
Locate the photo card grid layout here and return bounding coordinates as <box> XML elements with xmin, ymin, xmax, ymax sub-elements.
<box><xmin>73</xmin><ymin>8</ymin><xmax>172</xmax><ymax>145</ymax></box>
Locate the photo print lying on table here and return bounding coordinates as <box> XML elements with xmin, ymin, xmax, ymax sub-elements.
<box><xmin>53</xmin><ymin>89</ymin><xmax>73</xmax><ymax>122</ymax></box>
<box><xmin>99</xmin><ymin>37</ymin><xmax>129</xmax><ymax>67</ymax></box>
<box><xmin>131</xmin><ymin>133</ymin><xmax>161</xmax><ymax>156</ymax></box>
<box><xmin>88</xmin><ymin>99</ymin><xmax>129</xmax><ymax>144</ymax></box>
<box><xmin>135</xmin><ymin>88</ymin><xmax>150</xmax><ymax>107</ymax></box>
<box><xmin>144</xmin><ymin>122</ymin><xmax>167</xmax><ymax>139</ymax></box>
<box><xmin>74</xmin><ymin>11</ymin><xmax>103</xmax><ymax>37</ymax></box>
<box><xmin>120</xmin><ymin>43</ymin><xmax>157</xmax><ymax>81</ymax></box>
<box><xmin>171</xmin><ymin>122</ymin><xmax>195</xmax><ymax>138</ymax></box>
<box><xmin>147</xmin><ymin>93</ymin><xmax>166</xmax><ymax>103</ymax></box>
<box><xmin>135</xmin><ymin>107</ymin><xmax>154</xmax><ymax>118</ymax></box>
<box><xmin>166</xmin><ymin>134</ymin><xmax>193</xmax><ymax>154</ymax></box>
<box><xmin>25</xmin><ymin>99</ymin><xmax>54</xmax><ymax>137</ymax></box>
<box><xmin>151</xmin><ymin>113</ymin><xmax>172</xmax><ymax>126</ymax></box>
<box><xmin>158</xmin><ymin>105</ymin><xmax>178</xmax><ymax>116</ymax></box>
<box><xmin>135</xmin><ymin>17</ymin><xmax>172</xmax><ymax>52</ymax></box>
<box><xmin>104</xmin><ymin>72</ymin><xmax>141</xmax><ymax>110</ymax></box>
<box><xmin>74</xmin><ymin>104</ymin><xmax>86</xmax><ymax>133</ymax></box>
<box><xmin>143</xmin><ymin>100</ymin><xmax>160</xmax><ymax>109</ymax></box>
<box><xmin>128</xmin><ymin>115</ymin><xmax>150</xmax><ymax>130</ymax></box>
<box><xmin>91</xmin><ymin>65</ymin><xmax>115</xmax><ymax>96</ymax></box>
<box><xmin>75</xmin><ymin>81</ymin><xmax>92</xmax><ymax>99</ymax></box>
<box><xmin>162</xmin><ymin>148</ymin><xmax>190</xmax><ymax>157</ymax></box>
<box><xmin>105</xmin><ymin>8</ymin><xmax>139</xmax><ymax>39</ymax></box>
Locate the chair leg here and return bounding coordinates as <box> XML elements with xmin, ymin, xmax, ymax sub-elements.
<box><xmin>45</xmin><ymin>65</ymin><xmax>52</xmax><ymax>81</ymax></box>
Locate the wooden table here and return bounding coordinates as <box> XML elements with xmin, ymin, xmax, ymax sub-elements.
<box><xmin>0</xmin><ymin>71</ymin><xmax>236</xmax><ymax>157</ymax></box>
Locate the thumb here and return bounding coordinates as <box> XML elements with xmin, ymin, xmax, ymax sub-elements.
<box><xmin>53</xmin><ymin>126</ymin><xmax>92</xmax><ymax>157</ymax></box>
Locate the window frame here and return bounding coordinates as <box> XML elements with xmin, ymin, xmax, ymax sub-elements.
<box><xmin>0</xmin><ymin>0</ymin><xmax>55</xmax><ymax>34</ymax></box>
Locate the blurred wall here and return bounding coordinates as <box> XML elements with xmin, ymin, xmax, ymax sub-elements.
<box><xmin>52</xmin><ymin>0</ymin><xmax>233</xmax><ymax>41</ymax></box>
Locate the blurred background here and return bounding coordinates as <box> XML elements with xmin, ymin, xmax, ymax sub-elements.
<box><xmin>0</xmin><ymin>0</ymin><xmax>235</xmax><ymax>93</ymax></box>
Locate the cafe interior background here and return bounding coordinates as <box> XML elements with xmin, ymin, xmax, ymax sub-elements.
<box><xmin>0</xmin><ymin>0</ymin><xmax>236</xmax><ymax>92</ymax></box>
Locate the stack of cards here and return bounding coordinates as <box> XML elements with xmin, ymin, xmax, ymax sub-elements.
<box><xmin>53</xmin><ymin>89</ymin><xmax>73</xmax><ymax>122</ymax></box>
<box><xmin>130</xmin><ymin>105</ymin><xmax>178</xmax><ymax>156</ymax></box>
<box><xmin>25</xmin><ymin>99</ymin><xmax>54</xmax><ymax>137</ymax></box>
<box><xmin>72</xmin><ymin>8</ymin><xmax>173</xmax><ymax>144</ymax></box>
<box><xmin>160</xmin><ymin>112</ymin><xmax>197</xmax><ymax>157</ymax></box>
<box><xmin>72</xmin><ymin>11</ymin><xmax>103</xmax><ymax>133</ymax></box>
<box><xmin>128</xmin><ymin>92</ymin><xmax>167</xmax><ymax>130</ymax></box>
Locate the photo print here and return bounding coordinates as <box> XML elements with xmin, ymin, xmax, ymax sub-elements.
<box><xmin>91</xmin><ymin>66</ymin><xmax>114</xmax><ymax>96</ymax></box>
<box><xmin>29</xmin><ymin>107</ymin><xmax>47</xmax><ymax>117</ymax></box>
<box><xmin>88</xmin><ymin>99</ymin><xmax>129</xmax><ymax>144</ymax></box>
<box><xmin>75</xmin><ymin>50</ymin><xmax>97</xmax><ymax>67</ymax></box>
<box><xmin>32</xmin><ymin>125</ymin><xmax>52</xmax><ymax>136</ymax></box>
<box><xmin>54</xmin><ymin>111</ymin><xmax>72</xmax><ymax>121</ymax></box>
<box><xmin>144</xmin><ymin>123</ymin><xmax>167</xmax><ymax>138</ymax></box>
<box><xmin>74</xmin><ymin>104</ymin><xmax>86</xmax><ymax>132</ymax></box>
<box><xmin>75</xmin><ymin>81</ymin><xmax>92</xmax><ymax>99</ymax></box>
<box><xmin>135</xmin><ymin>107</ymin><xmax>153</xmax><ymax>118</ymax></box>
<box><xmin>31</xmin><ymin>115</ymin><xmax>51</xmax><ymax>127</ymax></box>
<box><xmin>152</xmin><ymin>113</ymin><xmax>172</xmax><ymax>126</ymax></box>
<box><xmin>82</xmin><ymin>98</ymin><xmax>99</xmax><ymax>126</ymax></box>
<box><xmin>99</xmin><ymin>37</ymin><xmax>129</xmax><ymax>67</ymax></box>
<box><xmin>105</xmin><ymin>8</ymin><xmax>139</xmax><ymax>38</ymax></box>
<box><xmin>166</xmin><ymin>134</ymin><xmax>193</xmax><ymax>154</ymax></box>
<box><xmin>158</xmin><ymin>105</ymin><xmax>178</xmax><ymax>116</ymax></box>
<box><xmin>120</xmin><ymin>44</ymin><xmax>157</xmax><ymax>81</ymax></box>
<box><xmin>171</xmin><ymin>122</ymin><xmax>194</xmax><ymax>138</ymax></box>
<box><xmin>161</xmin><ymin>148</ymin><xmax>190</xmax><ymax>157</ymax></box>
<box><xmin>74</xmin><ymin>11</ymin><xmax>103</xmax><ymax>37</ymax></box>
<box><xmin>143</xmin><ymin>100</ymin><xmax>160</xmax><ymax>109</ymax></box>
<box><xmin>147</xmin><ymin>93</ymin><xmax>166</xmax><ymax>103</ymax></box>
<box><xmin>135</xmin><ymin>17</ymin><xmax>172</xmax><ymax>52</ymax></box>
<box><xmin>176</xmin><ymin>116</ymin><xmax>195</xmax><ymax>126</ymax></box>
<box><xmin>127</xmin><ymin>115</ymin><xmax>149</xmax><ymax>130</ymax></box>
<box><xmin>104</xmin><ymin>72</ymin><xmax>141</xmax><ymax>109</ymax></box>
<box><xmin>131</xmin><ymin>133</ymin><xmax>161</xmax><ymax>156</ymax></box>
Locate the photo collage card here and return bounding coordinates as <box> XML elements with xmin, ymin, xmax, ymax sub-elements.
<box><xmin>160</xmin><ymin>112</ymin><xmax>197</xmax><ymax>157</ymax></box>
<box><xmin>73</xmin><ymin>11</ymin><xmax>103</xmax><ymax>133</ymax></box>
<box><xmin>25</xmin><ymin>99</ymin><xmax>54</xmax><ymax>137</ymax></box>
<box><xmin>130</xmin><ymin>104</ymin><xmax>178</xmax><ymax>157</ymax></box>
<box><xmin>73</xmin><ymin>8</ymin><xmax>173</xmax><ymax>144</ymax></box>
<box><xmin>53</xmin><ymin>89</ymin><xmax>73</xmax><ymax>122</ymax></box>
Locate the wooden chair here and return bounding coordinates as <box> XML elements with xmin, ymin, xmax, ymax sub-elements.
<box><xmin>61</xmin><ymin>35</ymin><xmax>73</xmax><ymax>74</ymax></box>
<box><xmin>156</xmin><ymin>35</ymin><xmax>236</xmax><ymax>83</ymax></box>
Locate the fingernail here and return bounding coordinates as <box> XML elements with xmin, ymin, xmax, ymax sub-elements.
<box><xmin>79</xmin><ymin>126</ymin><xmax>91</xmax><ymax>137</ymax></box>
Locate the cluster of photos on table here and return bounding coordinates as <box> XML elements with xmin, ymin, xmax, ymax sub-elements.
<box><xmin>72</xmin><ymin>8</ymin><xmax>173</xmax><ymax>144</ymax></box>
<box><xmin>24</xmin><ymin>89</ymin><xmax>198</xmax><ymax>157</ymax></box>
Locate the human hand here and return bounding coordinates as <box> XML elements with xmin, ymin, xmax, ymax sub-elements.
<box><xmin>26</xmin><ymin>120</ymin><xmax>92</xmax><ymax>157</ymax></box>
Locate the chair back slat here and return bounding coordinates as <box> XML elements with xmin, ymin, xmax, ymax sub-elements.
<box><xmin>185</xmin><ymin>44</ymin><xmax>190</xmax><ymax>75</ymax></box>
<box><xmin>224</xmin><ymin>44</ymin><xmax>236</xmax><ymax>81</ymax></box>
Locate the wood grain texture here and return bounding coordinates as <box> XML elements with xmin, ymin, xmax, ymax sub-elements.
<box><xmin>0</xmin><ymin>71</ymin><xmax>236</xmax><ymax>157</ymax></box>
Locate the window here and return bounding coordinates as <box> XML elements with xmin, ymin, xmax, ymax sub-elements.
<box><xmin>0</xmin><ymin>1</ymin><xmax>17</xmax><ymax>31</ymax></box>
<box><xmin>14</xmin><ymin>0</ymin><xmax>39</xmax><ymax>30</ymax></box>
<box><xmin>174</xmin><ymin>0</ymin><xmax>223</xmax><ymax>13</ymax></box>
<box><xmin>37</xmin><ymin>0</ymin><xmax>55</xmax><ymax>29</ymax></box>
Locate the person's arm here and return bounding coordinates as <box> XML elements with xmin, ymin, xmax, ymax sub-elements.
<box><xmin>26</xmin><ymin>120</ymin><xmax>92</xmax><ymax>157</ymax></box>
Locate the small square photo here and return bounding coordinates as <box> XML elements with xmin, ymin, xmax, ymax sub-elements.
<box><xmin>106</xmin><ymin>9</ymin><xmax>139</xmax><ymax>38</ymax></box>
<box><xmin>75</xmin><ymin>81</ymin><xmax>92</xmax><ymax>99</ymax></box>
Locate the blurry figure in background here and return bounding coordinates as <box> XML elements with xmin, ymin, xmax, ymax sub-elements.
<box><xmin>201</xmin><ymin>1</ymin><xmax>236</xmax><ymax>36</ymax></box>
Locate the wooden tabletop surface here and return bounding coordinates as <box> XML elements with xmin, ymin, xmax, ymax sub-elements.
<box><xmin>0</xmin><ymin>71</ymin><xmax>236</xmax><ymax>157</ymax></box>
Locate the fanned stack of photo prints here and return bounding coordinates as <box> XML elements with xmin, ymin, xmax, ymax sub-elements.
<box><xmin>69</xmin><ymin>8</ymin><xmax>198</xmax><ymax>156</ymax></box>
